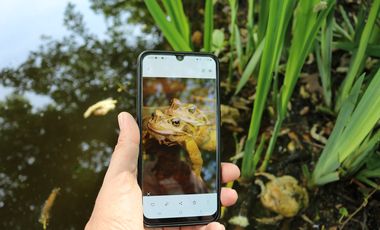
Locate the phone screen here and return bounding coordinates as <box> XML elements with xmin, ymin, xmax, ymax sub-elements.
<box><xmin>139</xmin><ymin>52</ymin><xmax>219</xmax><ymax>223</ymax></box>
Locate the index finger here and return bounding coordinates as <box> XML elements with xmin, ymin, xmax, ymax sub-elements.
<box><xmin>221</xmin><ymin>163</ymin><xmax>240</xmax><ymax>183</ymax></box>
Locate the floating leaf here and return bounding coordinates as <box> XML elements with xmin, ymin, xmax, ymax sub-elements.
<box><xmin>83</xmin><ymin>98</ymin><xmax>117</xmax><ymax>118</ymax></box>
<box><xmin>39</xmin><ymin>187</ymin><xmax>60</xmax><ymax>230</ymax></box>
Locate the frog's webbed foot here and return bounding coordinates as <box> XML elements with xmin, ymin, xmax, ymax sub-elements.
<box><xmin>254</xmin><ymin>214</ymin><xmax>284</xmax><ymax>224</ymax></box>
<box><xmin>184</xmin><ymin>139</ymin><xmax>203</xmax><ymax>177</ymax></box>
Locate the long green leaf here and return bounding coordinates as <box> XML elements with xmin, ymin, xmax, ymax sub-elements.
<box><xmin>339</xmin><ymin>5</ymin><xmax>355</xmax><ymax>36</ymax></box>
<box><xmin>316</xmin><ymin>8</ymin><xmax>334</xmax><ymax>108</ymax></box>
<box><xmin>338</xmin><ymin>70</ymin><xmax>380</xmax><ymax>161</ymax></box>
<box><xmin>257</xmin><ymin>0</ymin><xmax>335</xmax><ymax>174</ymax></box>
<box><xmin>336</xmin><ymin>0</ymin><xmax>380</xmax><ymax>111</ymax></box>
<box><xmin>144</xmin><ymin>0</ymin><xmax>191</xmax><ymax>51</ymax></box>
<box><xmin>172</xmin><ymin>0</ymin><xmax>190</xmax><ymax>44</ymax></box>
<box><xmin>312</xmin><ymin>69</ymin><xmax>380</xmax><ymax>187</ymax></box>
<box><xmin>241</xmin><ymin>0</ymin><xmax>294</xmax><ymax>179</ymax></box>
<box><xmin>234</xmin><ymin>25</ymin><xmax>243</xmax><ymax>70</ymax></box>
<box><xmin>312</xmin><ymin>74</ymin><xmax>364</xmax><ymax>184</ymax></box>
<box><xmin>257</xmin><ymin>0</ymin><xmax>269</xmax><ymax>44</ymax></box>
<box><xmin>227</xmin><ymin>0</ymin><xmax>238</xmax><ymax>84</ymax></box>
<box><xmin>333</xmin><ymin>42</ymin><xmax>380</xmax><ymax>58</ymax></box>
<box><xmin>203</xmin><ymin>0</ymin><xmax>214</xmax><ymax>52</ymax></box>
<box><xmin>235</xmin><ymin>39</ymin><xmax>264</xmax><ymax>95</ymax></box>
<box><xmin>343</xmin><ymin>130</ymin><xmax>380</xmax><ymax>174</ymax></box>
<box><xmin>280</xmin><ymin>0</ymin><xmax>335</xmax><ymax>115</ymax></box>
<box><xmin>245</xmin><ymin>0</ymin><xmax>255</xmax><ymax>57</ymax></box>
<box><xmin>162</xmin><ymin>1</ymin><xmax>183</xmax><ymax>39</ymax></box>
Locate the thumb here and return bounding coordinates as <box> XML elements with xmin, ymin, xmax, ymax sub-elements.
<box><xmin>104</xmin><ymin>112</ymin><xmax>140</xmax><ymax>182</ymax></box>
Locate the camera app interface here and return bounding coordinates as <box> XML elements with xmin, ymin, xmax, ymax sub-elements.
<box><xmin>141</xmin><ymin>54</ymin><xmax>218</xmax><ymax>219</ymax></box>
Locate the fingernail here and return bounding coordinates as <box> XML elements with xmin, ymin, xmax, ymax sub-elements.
<box><xmin>219</xmin><ymin>224</ymin><xmax>225</xmax><ymax>230</ymax></box>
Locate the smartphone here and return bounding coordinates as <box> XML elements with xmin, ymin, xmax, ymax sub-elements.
<box><xmin>137</xmin><ymin>51</ymin><xmax>221</xmax><ymax>227</ymax></box>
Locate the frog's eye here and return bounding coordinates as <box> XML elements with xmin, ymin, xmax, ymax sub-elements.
<box><xmin>188</xmin><ymin>105</ymin><xmax>196</xmax><ymax>113</ymax></box>
<box><xmin>171</xmin><ymin>118</ymin><xmax>181</xmax><ymax>127</ymax></box>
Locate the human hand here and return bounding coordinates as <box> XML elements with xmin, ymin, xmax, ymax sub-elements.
<box><xmin>86</xmin><ymin>112</ymin><xmax>240</xmax><ymax>230</ymax></box>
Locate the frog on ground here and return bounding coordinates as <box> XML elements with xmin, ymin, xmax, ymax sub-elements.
<box><xmin>254</xmin><ymin>172</ymin><xmax>309</xmax><ymax>224</ymax></box>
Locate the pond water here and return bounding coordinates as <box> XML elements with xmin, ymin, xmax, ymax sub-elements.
<box><xmin>0</xmin><ymin>66</ymin><xmax>138</xmax><ymax>229</ymax></box>
<box><xmin>0</xmin><ymin>2</ymin><xmax>161</xmax><ymax>229</ymax></box>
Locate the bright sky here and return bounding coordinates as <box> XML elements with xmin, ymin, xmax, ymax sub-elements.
<box><xmin>0</xmin><ymin>0</ymin><xmax>106</xmax><ymax>69</ymax></box>
<box><xmin>0</xmin><ymin>0</ymin><xmax>107</xmax><ymax>108</ymax></box>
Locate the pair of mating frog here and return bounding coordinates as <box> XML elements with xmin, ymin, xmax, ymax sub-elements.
<box><xmin>145</xmin><ymin>98</ymin><xmax>216</xmax><ymax>177</ymax></box>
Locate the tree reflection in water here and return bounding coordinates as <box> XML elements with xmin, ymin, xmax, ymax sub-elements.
<box><xmin>0</xmin><ymin>1</ymin><xmax>159</xmax><ymax>228</ymax></box>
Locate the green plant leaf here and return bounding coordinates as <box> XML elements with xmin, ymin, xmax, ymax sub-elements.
<box><xmin>234</xmin><ymin>25</ymin><xmax>243</xmax><ymax>69</ymax></box>
<box><xmin>333</xmin><ymin>42</ymin><xmax>380</xmax><ymax>58</ymax></box>
<box><xmin>311</xmin><ymin>74</ymin><xmax>364</xmax><ymax>185</ymax></box>
<box><xmin>280</xmin><ymin>0</ymin><xmax>335</xmax><ymax>115</ymax></box>
<box><xmin>336</xmin><ymin>0</ymin><xmax>380</xmax><ymax>111</ymax></box>
<box><xmin>144</xmin><ymin>0</ymin><xmax>191</xmax><ymax>51</ymax></box>
<box><xmin>338</xmin><ymin>70</ymin><xmax>380</xmax><ymax>162</ymax></box>
<box><xmin>235</xmin><ymin>39</ymin><xmax>264</xmax><ymax>95</ymax></box>
<box><xmin>245</xmin><ymin>0</ymin><xmax>255</xmax><ymax>57</ymax></box>
<box><xmin>315</xmin><ymin>8</ymin><xmax>334</xmax><ymax>107</ymax></box>
<box><xmin>241</xmin><ymin>0</ymin><xmax>294</xmax><ymax>180</ymax></box>
<box><xmin>203</xmin><ymin>0</ymin><xmax>214</xmax><ymax>52</ymax></box>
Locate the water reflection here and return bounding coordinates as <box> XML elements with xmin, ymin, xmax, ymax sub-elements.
<box><xmin>0</xmin><ymin>1</ymin><xmax>158</xmax><ymax>228</ymax></box>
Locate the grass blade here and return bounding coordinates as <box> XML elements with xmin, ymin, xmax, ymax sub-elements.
<box><xmin>245</xmin><ymin>0</ymin><xmax>255</xmax><ymax>57</ymax></box>
<box><xmin>336</xmin><ymin>0</ymin><xmax>380</xmax><ymax>111</ymax></box>
<box><xmin>235</xmin><ymin>39</ymin><xmax>264</xmax><ymax>95</ymax></box>
<box><xmin>172</xmin><ymin>0</ymin><xmax>190</xmax><ymax>44</ymax></box>
<box><xmin>312</xmin><ymin>74</ymin><xmax>364</xmax><ymax>184</ymax></box>
<box><xmin>280</xmin><ymin>0</ymin><xmax>335</xmax><ymax>115</ymax></box>
<box><xmin>257</xmin><ymin>0</ymin><xmax>269</xmax><ymax>44</ymax></box>
<box><xmin>343</xmin><ymin>130</ymin><xmax>380</xmax><ymax>174</ymax></box>
<box><xmin>312</xmin><ymin>69</ymin><xmax>380</xmax><ymax>187</ymax></box>
<box><xmin>339</xmin><ymin>5</ymin><xmax>355</xmax><ymax>36</ymax></box>
<box><xmin>338</xmin><ymin>70</ymin><xmax>380</xmax><ymax>161</ymax></box>
<box><xmin>241</xmin><ymin>0</ymin><xmax>294</xmax><ymax>180</ymax></box>
<box><xmin>333</xmin><ymin>42</ymin><xmax>380</xmax><ymax>58</ymax></box>
<box><xmin>234</xmin><ymin>25</ymin><xmax>243</xmax><ymax>71</ymax></box>
<box><xmin>203</xmin><ymin>0</ymin><xmax>214</xmax><ymax>52</ymax></box>
<box><xmin>315</xmin><ymin>8</ymin><xmax>334</xmax><ymax>107</ymax></box>
<box><xmin>227</xmin><ymin>0</ymin><xmax>238</xmax><ymax>85</ymax></box>
<box><xmin>144</xmin><ymin>0</ymin><xmax>191</xmax><ymax>51</ymax></box>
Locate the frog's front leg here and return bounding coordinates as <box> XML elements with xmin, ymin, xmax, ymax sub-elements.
<box><xmin>183</xmin><ymin>139</ymin><xmax>203</xmax><ymax>177</ymax></box>
<box><xmin>255</xmin><ymin>172</ymin><xmax>276</xmax><ymax>181</ymax></box>
<box><xmin>254</xmin><ymin>179</ymin><xmax>266</xmax><ymax>197</ymax></box>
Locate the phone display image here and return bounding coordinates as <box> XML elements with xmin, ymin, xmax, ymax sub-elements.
<box><xmin>139</xmin><ymin>52</ymin><xmax>220</xmax><ymax>223</ymax></box>
<box><xmin>142</xmin><ymin>78</ymin><xmax>217</xmax><ymax>195</ymax></box>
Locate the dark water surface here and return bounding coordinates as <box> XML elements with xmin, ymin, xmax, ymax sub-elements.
<box><xmin>0</xmin><ymin>3</ymin><xmax>160</xmax><ymax>229</ymax></box>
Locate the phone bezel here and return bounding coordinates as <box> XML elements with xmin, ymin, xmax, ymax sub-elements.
<box><xmin>137</xmin><ymin>50</ymin><xmax>221</xmax><ymax>227</ymax></box>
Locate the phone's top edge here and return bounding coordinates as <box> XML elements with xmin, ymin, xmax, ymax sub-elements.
<box><xmin>138</xmin><ymin>50</ymin><xmax>219</xmax><ymax>63</ymax></box>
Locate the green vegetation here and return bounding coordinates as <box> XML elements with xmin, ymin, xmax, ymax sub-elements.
<box><xmin>336</xmin><ymin>0</ymin><xmax>380</xmax><ymax>111</ymax></box>
<box><xmin>146</xmin><ymin>0</ymin><xmax>380</xmax><ymax>185</ymax></box>
<box><xmin>144</xmin><ymin>0</ymin><xmax>191</xmax><ymax>51</ymax></box>
<box><xmin>311</xmin><ymin>69</ymin><xmax>380</xmax><ymax>187</ymax></box>
<box><xmin>241</xmin><ymin>0</ymin><xmax>295</xmax><ymax>179</ymax></box>
<box><xmin>256</xmin><ymin>0</ymin><xmax>336</xmax><ymax>174</ymax></box>
<box><xmin>144</xmin><ymin>1</ymin><xmax>380</xmax><ymax>225</ymax></box>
